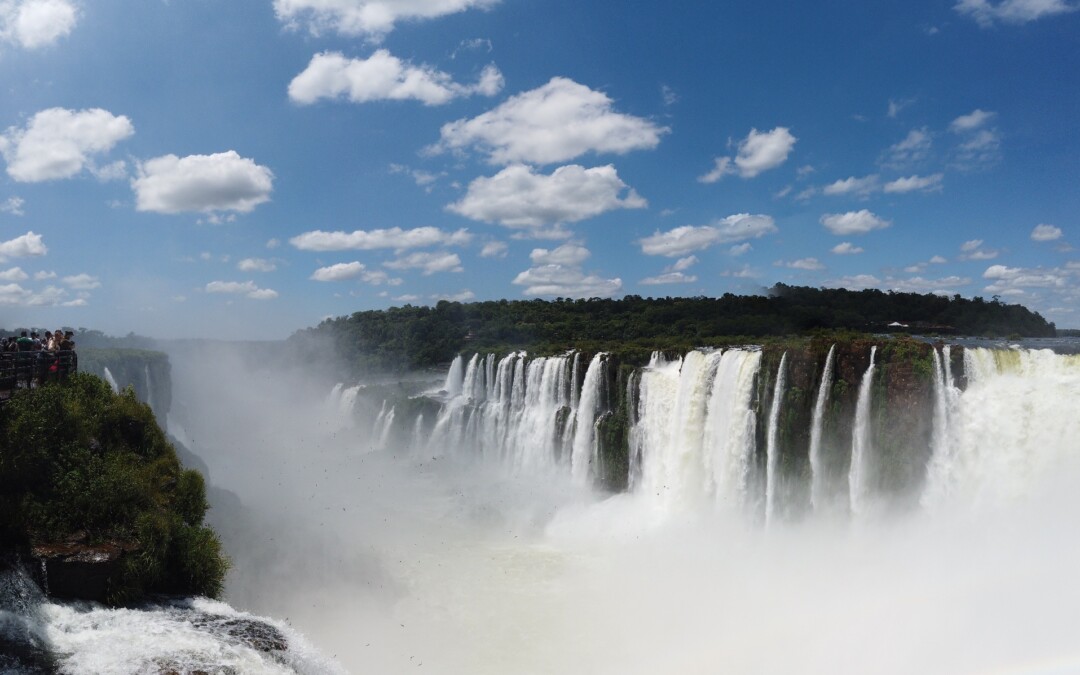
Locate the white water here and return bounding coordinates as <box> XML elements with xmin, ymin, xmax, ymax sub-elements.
<box><xmin>808</xmin><ymin>344</ymin><xmax>835</xmax><ymax>511</ymax></box>
<box><xmin>570</xmin><ymin>353</ymin><xmax>605</xmax><ymax>485</ymax></box>
<box><xmin>848</xmin><ymin>346</ymin><xmax>877</xmax><ymax>516</ymax></box>
<box><xmin>102</xmin><ymin>366</ymin><xmax>119</xmax><ymax>393</ymax></box>
<box><xmin>152</xmin><ymin>343</ymin><xmax>1080</xmax><ymax>674</ymax></box>
<box><xmin>764</xmin><ymin>352</ymin><xmax>787</xmax><ymax>525</ymax></box>
<box><xmin>143</xmin><ymin>364</ymin><xmax>155</xmax><ymax>414</ymax></box>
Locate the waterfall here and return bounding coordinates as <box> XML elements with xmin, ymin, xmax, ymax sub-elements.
<box><xmin>922</xmin><ymin>348</ymin><xmax>1080</xmax><ymax>508</ymax></box>
<box><xmin>765</xmin><ymin>352</ymin><xmax>787</xmax><ymax>526</ymax></box>
<box><xmin>848</xmin><ymin>346</ymin><xmax>877</xmax><ymax>516</ymax></box>
<box><xmin>443</xmin><ymin>354</ymin><xmax>464</xmax><ymax>397</ymax></box>
<box><xmin>103</xmin><ymin>366</ymin><xmax>119</xmax><ymax>393</ymax></box>
<box><xmin>702</xmin><ymin>349</ymin><xmax>762</xmax><ymax>511</ymax></box>
<box><xmin>570</xmin><ymin>353</ymin><xmax>606</xmax><ymax>485</ymax></box>
<box><xmin>808</xmin><ymin>344</ymin><xmax>835</xmax><ymax>511</ymax></box>
<box><xmin>144</xmin><ymin>364</ymin><xmax>155</xmax><ymax>414</ymax></box>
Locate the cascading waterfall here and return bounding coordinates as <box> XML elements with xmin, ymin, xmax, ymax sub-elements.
<box><xmin>570</xmin><ymin>353</ymin><xmax>606</xmax><ymax>485</ymax></box>
<box><xmin>443</xmin><ymin>354</ymin><xmax>464</xmax><ymax>397</ymax></box>
<box><xmin>808</xmin><ymin>344</ymin><xmax>835</xmax><ymax>511</ymax></box>
<box><xmin>848</xmin><ymin>346</ymin><xmax>877</xmax><ymax>516</ymax></box>
<box><xmin>144</xmin><ymin>364</ymin><xmax>155</xmax><ymax>414</ymax></box>
<box><xmin>764</xmin><ymin>352</ymin><xmax>787</xmax><ymax>525</ymax></box>
<box><xmin>103</xmin><ymin>366</ymin><xmax>120</xmax><ymax>393</ymax></box>
<box><xmin>702</xmin><ymin>349</ymin><xmax>762</xmax><ymax>511</ymax></box>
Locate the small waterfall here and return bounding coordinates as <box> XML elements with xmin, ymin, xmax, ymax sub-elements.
<box><xmin>144</xmin><ymin>364</ymin><xmax>155</xmax><ymax>413</ymax></box>
<box><xmin>848</xmin><ymin>346</ymin><xmax>877</xmax><ymax>516</ymax></box>
<box><xmin>570</xmin><ymin>353</ymin><xmax>605</xmax><ymax>485</ymax></box>
<box><xmin>443</xmin><ymin>354</ymin><xmax>464</xmax><ymax>397</ymax></box>
<box><xmin>765</xmin><ymin>352</ymin><xmax>787</xmax><ymax>526</ymax></box>
<box><xmin>103</xmin><ymin>367</ymin><xmax>119</xmax><ymax>393</ymax></box>
<box><xmin>808</xmin><ymin>344</ymin><xmax>835</xmax><ymax>511</ymax></box>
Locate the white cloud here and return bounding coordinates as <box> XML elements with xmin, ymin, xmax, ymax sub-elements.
<box><xmin>729</xmin><ymin>243</ymin><xmax>752</xmax><ymax>257</ymax></box>
<box><xmin>640</xmin><ymin>214</ymin><xmax>778</xmax><ymax>257</ymax></box>
<box><xmin>888</xmin><ymin>97</ymin><xmax>916</xmax><ymax>118</ymax></box>
<box><xmin>394</xmin><ymin>294</ymin><xmax>421</xmax><ymax>303</ymax></box>
<box><xmin>672</xmin><ymin>255</ymin><xmax>698</xmax><ymax>271</ymax></box>
<box><xmin>530</xmin><ymin>243</ymin><xmax>590</xmax><ymax>266</ymax></box>
<box><xmin>823</xmin><ymin>174</ymin><xmax>881</xmax><ymax>197</ymax></box>
<box><xmin>640</xmin><ymin>272</ymin><xmax>697</xmax><ymax>285</ymax></box>
<box><xmin>1</xmin><ymin>196</ymin><xmax>24</xmax><ymax>215</ymax></box>
<box><xmin>955</xmin><ymin>0</ymin><xmax>1076</xmax><ymax>26</ymax></box>
<box><xmin>777</xmin><ymin>257</ymin><xmax>826</xmax><ymax>271</ymax></box>
<box><xmin>0</xmin><ymin>231</ymin><xmax>46</xmax><ymax>261</ymax></box>
<box><xmin>884</xmin><ymin>173</ymin><xmax>944</xmax><ymax>193</ymax></box>
<box><xmin>390</xmin><ymin>163</ymin><xmax>444</xmax><ymax>191</ymax></box>
<box><xmin>961</xmin><ymin>239</ymin><xmax>983</xmax><ymax>252</ymax></box>
<box><xmin>983</xmin><ymin>264</ymin><xmax>1072</xmax><ymax>292</ymax></box>
<box><xmin>950</xmin><ymin>109</ymin><xmax>996</xmax><ymax>133</ymax></box>
<box><xmin>447</xmin><ymin>164</ymin><xmax>645</xmax><ymax>232</ymax></box>
<box><xmin>888</xmin><ymin>275</ymin><xmax>971</xmax><ymax>292</ymax></box>
<box><xmin>291</xmin><ymin>226</ymin><xmax>471</xmax><ymax>251</ymax></box>
<box><xmin>479</xmin><ymin>241</ymin><xmax>508</xmax><ymax>258</ymax></box>
<box><xmin>1031</xmin><ymin>224</ymin><xmax>1063</xmax><ymax>242</ymax></box>
<box><xmin>273</xmin><ymin>0</ymin><xmax>498</xmax><ymax>39</ymax></box>
<box><xmin>384</xmin><ymin>250</ymin><xmax>463</xmax><ymax>275</ymax></box>
<box><xmin>431</xmin><ymin>290</ymin><xmax>476</xmax><ymax>302</ymax></box>
<box><xmin>831</xmin><ymin>242</ymin><xmax>865</xmax><ymax>255</ymax></box>
<box><xmin>0</xmin><ymin>282</ymin><xmax>68</xmax><ymax>306</ymax></box>
<box><xmin>311</xmin><ymin>261</ymin><xmax>365</xmax><ymax>281</ymax></box>
<box><xmin>289</xmin><ymin>50</ymin><xmax>502</xmax><ymax>106</ymax></box>
<box><xmin>820</xmin><ymin>210</ymin><xmax>891</xmax><ymax>236</ymax></box>
<box><xmin>699</xmin><ymin>127</ymin><xmax>797</xmax><ymax>182</ymax></box>
<box><xmin>931</xmin><ymin>255</ymin><xmax>948</xmax><ymax>264</ymax></box>
<box><xmin>959</xmin><ymin>238</ymin><xmax>999</xmax><ymax>260</ymax></box>
<box><xmin>132</xmin><ymin>151</ymin><xmax>273</xmax><ymax>214</ymax></box>
<box><xmin>266</xmin><ymin>238</ymin><xmax>281</xmax><ymax>249</ymax></box>
<box><xmin>952</xmin><ymin>128</ymin><xmax>1002</xmax><ymax>169</ymax></box>
<box><xmin>823</xmin><ymin>274</ymin><xmax>883</xmax><ymax>290</ymax></box>
<box><xmin>0</xmin><ymin>0</ymin><xmax>77</xmax><ymax>49</ymax></box>
<box><xmin>880</xmin><ymin>128</ymin><xmax>932</xmax><ymax>169</ymax></box>
<box><xmin>432</xmin><ymin>77</ymin><xmax>668</xmax><ymax>165</ymax></box>
<box><xmin>0</xmin><ymin>108</ymin><xmax>133</xmax><ymax>182</ymax></box>
<box><xmin>33</xmin><ymin>270</ymin><xmax>54</xmax><ymax>280</ymax></box>
<box><xmin>0</xmin><ymin>266</ymin><xmax>27</xmax><ymax>281</ymax></box>
<box><xmin>62</xmin><ymin>273</ymin><xmax>99</xmax><ymax>290</ymax></box>
<box><xmin>238</xmin><ymin>257</ymin><xmax>277</xmax><ymax>272</ymax></box>
<box><xmin>512</xmin><ymin>264</ymin><xmax>621</xmax><ymax>298</ymax></box>
<box><xmin>205</xmin><ymin>280</ymin><xmax>278</xmax><ymax>300</ymax></box>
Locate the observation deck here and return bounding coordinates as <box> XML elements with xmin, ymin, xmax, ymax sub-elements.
<box><xmin>0</xmin><ymin>351</ymin><xmax>79</xmax><ymax>401</ymax></box>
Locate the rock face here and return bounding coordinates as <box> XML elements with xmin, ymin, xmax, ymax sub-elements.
<box><xmin>77</xmin><ymin>348</ymin><xmax>173</xmax><ymax>422</ymax></box>
<box><xmin>30</xmin><ymin>538</ymin><xmax>134</xmax><ymax>603</ymax></box>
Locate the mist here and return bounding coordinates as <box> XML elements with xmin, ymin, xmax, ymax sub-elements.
<box><xmin>164</xmin><ymin>343</ymin><xmax>1080</xmax><ymax>674</ymax></box>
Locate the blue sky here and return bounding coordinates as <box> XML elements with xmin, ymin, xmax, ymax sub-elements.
<box><xmin>0</xmin><ymin>0</ymin><xmax>1077</xmax><ymax>338</ymax></box>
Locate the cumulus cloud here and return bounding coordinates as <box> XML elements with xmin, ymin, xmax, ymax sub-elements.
<box><xmin>880</xmin><ymin>128</ymin><xmax>932</xmax><ymax>169</ymax></box>
<box><xmin>0</xmin><ymin>108</ymin><xmax>133</xmax><ymax>182</ymax></box>
<box><xmin>238</xmin><ymin>258</ymin><xmax>277</xmax><ymax>272</ymax></box>
<box><xmin>0</xmin><ymin>283</ymin><xmax>70</xmax><ymax>306</ymax></box>
<box><xmin>983</xmin><ymin>264</ymin><xmax>1073</xmax><ymax>294</ymax></box>
<box><xmin>823</xmin><ymin>174</ymin><xmax>880</xmax><ymax>197</ymax></box>
<box><xmin>950</xmin><ymin>109</ymin><xmax>996</xmax><ymax>133</ymax></box>
<box><xmin>447</xmin><ymin>164</ymin><xmax>645</xmax><ymax>233</ymax></box>
<box><xmin>640</xmin><ymin>272</ymin><xmax>697</xmax><ymax>285</ymax></box>
<box><xmin>479</xmin><ymin>241</ymin><xmax>508</xmax><ymax>258</ymax></box>
<box><xmin>1031</xmin><ymin>224</ymin><xmax>1063</xmax><ymax>242</ymax></box>
<box><xmin>888</xmin><ymin>275</ymin><xmax>971</xmax><ymax>293</ymax></box>
<box><xmin>776</xmin><ymin>257</ymin><xmax>826</xmax><ymax>271</ymax></box>
<box><xmin>959</xmin><ymin>238</ymin><xmax>999</xmax><ymax>260</ymax></box>
<box><xmin>290</xmin><ymin>226</ymin><xmax>472</xmax><ymax>252</ymax></box>
<box><xmin>512</xmin><ymin>264</ymin><xmax>621</xmax><ymax>298</ymax></box>
<box><xmin>699</xmin><ymin>127</ymin><xmax>797</xmax><ymax>182</ymax></box>
<box><xmin>529</xmin><ymin>243</ymin><xmax>590</xmax><ymax>266</ymax></box>
<box><xmin>729</xmin><ymin>243</ymin><xmax>752</xmax><ymax>257</ymax></box>
<box><xmin>62</xmin><ymin>273</ymin><xmax>99</xmax><ymax>290</ymax></box>
<box><xmin>884</xmin><ymin>173</ymin><xmax>944</xmax><ymax>193</ymax></box>
<box><xmin>0</xmin><ymin>196</ymin><xmax>24</xmax><ymax>215</ymax></box>
<box><xmin>0</xmin><ymin>231</ymin><xmax>46</xmax><ymax>261</ymax></box>
<box><xmin>289</xmin><ymin>50</ymin><xmax>502</xmax><ymax>106</ymax></box>
<box><xmin>132</xmin><ymin>151</ymin><xmax>273</xmax><ymax>214</ymax></box>
<box><xmin>273</xmin><ymin>0</ymin><xmax>498</xmax><ymax>39</ymax></box>
<box><xmin>432</xmin><ymin>77</ymin><xmax>668</xmax><ymax>165</ymax></box>
<box><xmin>640</xmin><ymin>214</ymin><xmax>778</xmax><ymax>257</ymax></box>
<box><xmin>831</xmin><ymin>242</ymin><xmax>864</xmax><ymax>255</ymax></box>
<box><xmin>823</xmin><ymin>274</ymin><xmax>883</xmax><ymax>290</ymax></box>
<box><xmin>204</xmin><ymin>280</ymin><xmax>278</xmax><ymax>300</ymax></box>
<box><xmin>384</xmin><ymin>250</ymin><xmax>463</xmax><ymax>274</ymax></box>
<box><xmin>33</xmin><ymin>270</ymin><xmax>55</xmax><ymax>280</ymax></box>
<box><xmin>955</xmin><ymin>0</ymin><xmax>1076</xmax><ymax>26</ymax></box>
<box><xmin>0</xmin><ymin>0</ymin><xmax>77</xmax><ymax>49</ymax></box>
<box><xmin>0</xmin><ymin>266</ymin><xmax>27</xmax><ymax>281</ymax></box>
<box><xmin>820</xmin><ymin>210</ymin><xmax>891</xmax><ymax>236</ymax></box>
<box><xmin>310</xmin><ymin>261</ymin><xmax>390</xmax><ymax>283</ymax></box>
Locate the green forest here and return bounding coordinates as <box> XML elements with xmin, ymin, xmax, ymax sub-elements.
<box><xmin>291</xmin><ymin>284</ymin><xmax>1056</xmax><ymax>375</ymax></box>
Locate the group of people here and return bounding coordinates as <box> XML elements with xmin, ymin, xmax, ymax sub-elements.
<box><xmin>0</xmin><ymin>330</ymin><xmax>78</xmax><ymax>393</ymax></box>
<box><xmin>1</xmin><ymin>329</ymin><xmax>76</xmax><ymax>353</ymax></box>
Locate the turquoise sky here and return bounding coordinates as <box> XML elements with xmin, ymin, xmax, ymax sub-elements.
<box><xmin>0</xmin><ymin>0</ymin><xmax>1077</xmax><ymax>338</ymax></box>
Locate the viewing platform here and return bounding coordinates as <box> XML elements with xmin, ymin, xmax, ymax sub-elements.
<box><xmin>0</xmin><ymin>351</ymin><xmax>79</xmax><ymax>402</ymax></box>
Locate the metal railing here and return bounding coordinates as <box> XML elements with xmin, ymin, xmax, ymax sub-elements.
<box><xmin>0</xmin><ymin>350</ymin><xmax>79</xmax><ymax>398</ymax></box>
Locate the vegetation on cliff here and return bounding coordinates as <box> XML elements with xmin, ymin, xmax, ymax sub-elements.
<box><xmin>293</xmin><ymin>284</ymin><xmax>1054</xmax><ymax>375</ymax></box>
<box><xmin>0</xmin><ymin>374</ymin><xmax>228</xmax><ymax>604</ymax></box>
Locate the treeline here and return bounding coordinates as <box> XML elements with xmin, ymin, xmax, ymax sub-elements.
<box><xmin>291</xmin><ymin>284</ymin><xmax>1055</xmax><ymax>375</ymax></box>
